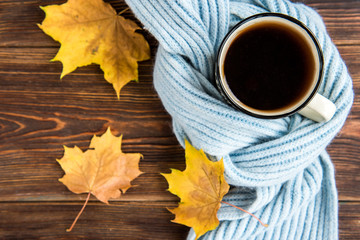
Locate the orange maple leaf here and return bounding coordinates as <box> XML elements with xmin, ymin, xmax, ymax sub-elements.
<box><xmin>57</xmin><ymin>127</ymin><xmax>142</xmax><ymax>231</ymax></box>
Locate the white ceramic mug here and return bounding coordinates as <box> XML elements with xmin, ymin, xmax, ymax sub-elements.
<box><xmin>216</xmin><ymin>13</ymin><xmax>336</xmax><ymax>122</ymax></box>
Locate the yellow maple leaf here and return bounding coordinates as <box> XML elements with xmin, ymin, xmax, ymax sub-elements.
<box><xmin>162</xmin><ymin>140</ymin><xmax>230</xmax><ymax>240</ymax></box>
<box><xmin>38</xmin><ymin>0</ymin><xmax>150</xmax><ymax>98</ymax></box>
<box><xmin>57</xmin><ymin>127</ymin><xmax>143</xmax><ymax>231</ymax></box>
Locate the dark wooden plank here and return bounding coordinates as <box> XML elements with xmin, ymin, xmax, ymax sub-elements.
<box><xmin>0</xmin><ymin>0</ymin><xmax>153</xmax><ymax>47</ymax></box>
<box><xmin>304</xmin><ymin>1</ymin><xmax>360</xmax><ymax>46</ymax></box>
<box><xmin>0</xmin><ymin>0</ymin><xmax>359</xmax><ymax>47</ymax></box>
<box><xmin>339</xmin><ymin>202</ymin><xmax>360</xmax><ymax>240</ymax></box>
<box><xmin>0</xmin><ymin>201</ymin><xmax>189</xmax><ymax>239</ymax></box>
<box><xmin>0</xmin><ymin>201</ymin><xmax>358</xmax><ymax>239</ymax></box>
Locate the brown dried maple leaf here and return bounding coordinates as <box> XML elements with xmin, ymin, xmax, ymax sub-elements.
<box><xmin>57</xmin><ymin>127</ymin><xmax>142</xmax><ymax>231</ymax></box>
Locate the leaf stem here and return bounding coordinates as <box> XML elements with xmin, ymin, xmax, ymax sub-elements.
<box><xmin>118</xmin><ymin>8</ymin><xmax>129</xmax><ymax>16</ymax></box>
<box><xmin>221</xmin><ymin>201</ymin><xmax>268</xmax><ymax>227</ymax></box>
<box><xmin>66</xmin><ymin>192</ymin><xmax>91</xmax><ymax>232</ymax></box>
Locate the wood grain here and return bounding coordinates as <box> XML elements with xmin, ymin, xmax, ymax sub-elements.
<box><xmin>0</xmin><ymin>0</ymin><xmax>359</xmax><ymax>239</ymax></box>
<box><xmin>0</xmin><ymin>0</ymin><xmax>150</xmax><ymax>47</ymax></box>
<box><xmin>339</xmin><ymin>202</ymin><xmax>360</xmax><ymax>240</ymax></box>
<box><xmin>0</xmin><ymin>201</ymin><xmax>359</xmax><ymax>239</ymax></box>
<box><xmin>0</xmin><ymin>201</ymin><xmax>189</xmax><ymax>239</ymax></box>
<box><xmin>0</xmin><ymin>0</ymin><xmax>359</xmax><ymax>47</ymax></box>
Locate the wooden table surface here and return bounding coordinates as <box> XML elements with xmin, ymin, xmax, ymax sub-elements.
<box><xmin>0</xmin><ymin>0</ymin><xmax>359</xmax><ymax>239</ymax></box>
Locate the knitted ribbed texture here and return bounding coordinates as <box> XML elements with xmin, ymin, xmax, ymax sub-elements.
<box><xmin>124</xmin><ymin>0</ymin><xmax>354</xmax><ymax>239</ymax></box>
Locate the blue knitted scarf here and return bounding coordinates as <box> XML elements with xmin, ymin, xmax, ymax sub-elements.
<box><xmin>125</xmin><ymin>0</ymin><xmax>354</xmax><ymax>239</ymax></box>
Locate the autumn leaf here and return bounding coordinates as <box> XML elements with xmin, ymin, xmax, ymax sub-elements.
<box><xmin>161</xmin><ymin>140</ymin><xmax>230</xmax><ymax>239</ymax></box>
<box><xmin>38</xmin><ymin>0</ymin><xmax>150</xmax><ymax>98</ymax></box>
<box><xmin>57</xmin><ymin>127</ymin><xmax>143</xmax><ymax>231</ymax></box>
<box><xmin>162</xmin><ymin>140</ymin><xmax>268</xmax><ymax>239</ymax></box>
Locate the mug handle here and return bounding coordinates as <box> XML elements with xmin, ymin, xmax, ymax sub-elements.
<box><xmin>298</xmin><ymin>93</ymin><xmax>336</xmax><ymax>122</ymax></box>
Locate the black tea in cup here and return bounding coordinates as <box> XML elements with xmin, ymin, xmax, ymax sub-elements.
<box><xmin>224</xmin><ymin>21</ymin><xmax>316</xmax><ymax>111</ymax></box>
